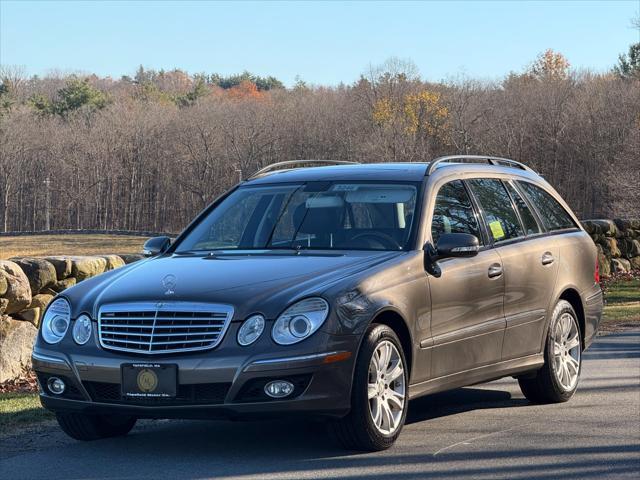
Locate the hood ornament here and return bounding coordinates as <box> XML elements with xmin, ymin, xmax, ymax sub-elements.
<box><xmin>162</xmin><ymin>274</ymin><xmax>177</xmax><ymax>296</ymax></box>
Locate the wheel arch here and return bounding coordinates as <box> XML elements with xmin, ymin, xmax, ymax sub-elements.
<box><xmin>558</xmin><ymin>288</ymin><xmax>586</xmax><ymax>349</ymax></box>
<box><xmin>369</xmin><ymin>308</ymin><xmax>414</xmax><ymax>380</ymax></box>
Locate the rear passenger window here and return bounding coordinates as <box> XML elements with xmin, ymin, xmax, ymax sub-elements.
<box><xmin>505</xmin><ymin>182</ymin><xmax>541</xmax><ymax>235</ymax></box>
<box><xmin>468</xmin><ymin>179</ymin><xmax>524</xmax><ymax>242</ymax></box>
<box><xmin>517</xmin><ymin>181</ymin><xmax>577</xmax><ymax>231</ymax></box>
<box><xmin>431</xmin><ymin>180</ymin><xmax>483</xmax><ymax>244</ymax></box>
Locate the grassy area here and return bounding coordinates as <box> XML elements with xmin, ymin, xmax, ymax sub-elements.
<box><xmin>0</xmin><ymin>234</ymin><xmax>147</xmax><ymax>259</ymax></box>
<box><xmin>601</xmin><ymin>278</ymin><xmax>640</xmax><ymax>329</ymax></box>
<box><xmin>0</xmin><ymin>392</ymin><xmax>53</xmax><ymax>434</ymax></box>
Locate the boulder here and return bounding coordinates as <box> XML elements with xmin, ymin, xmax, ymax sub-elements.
<box><xmin>0</xmin><ymin>260</ymin><xmax>32</xmax><ymax>314</ymax></box>
<box><xmin>51</xmin><ymin>277</ymin><xmax>76</xmax><ymax>293</ymax></box>
<box><xmin>603</xmin><ymin>238</ymin><xmax>621</xmax><ymax>258</ymax></box>
<box><xmin>0</xmin><ymin>317</ymin><xmax>38</xmax><ymax>383</ymax></box>
<box><xmin>29</xmin><ymin>293</ymin><xmax>54</xmax><ymax>313</ymax></box>
<box><xmin>0</xmin><ymin>271</ymin><xmax>7</xmax><ymax>296</ymax></box>
<box><xmin>118</xmin><ymin>253</ymin><xmax>144</xmax><ymax>264</ymax></box>
<box><xmin>101</xmin><ymin>254</ymin><xmax>126</xmax><ymax>271</ymax></box>
<box><xmin>614</xmin><ymin>218</ymin><xmax>630</xmax><ymax>232</ymax></box>
<box><xmin>10</xmin><ymin>258</ymin><xmax>57</xmax><ymax>294</ymax></box>
<box><xmin>598</xmin><ymin>252</ymin><xmax>611</xmax><ymax>277</ymax></box>
<box><xmin>585</xmin><ymin>219</ymin><xmax>618</xmax><ymax>237</ymax></box>
<box><xmin>70</xmin><ymin>256</ymin><xmax>107</xmax><ymax>281</ymax></box>
<box><xmin>44</xmin><ymin>256</ymin><xmax>72</xmax><ymax>279</ymax></box>
<box><xmin>15</xmin><ymin>307</ymin><xmax>41</xmax><ymax>327</ymax></box>
<box><xmin>611</xmin><ymin>258</ymin><xmax>630</xmax><ymax>274</ymax></box>
<box><xmin>630</xmin><ymin>257</ymin><xmax>640</xmax><ymax>270</ymax></box>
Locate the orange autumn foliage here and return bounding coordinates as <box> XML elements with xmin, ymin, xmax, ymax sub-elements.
<box><xmin>227</xmin><ymin>80</ymin><xmax>266</xmax><ymax>100</ymax></box>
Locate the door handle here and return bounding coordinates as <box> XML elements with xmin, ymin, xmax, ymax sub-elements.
<box><xmin>541</xmin><ymin>252</ymin><xmax>555</xmax><ymax>265</ymax></box>
<box><xmin>488</xmin><ymin>263</ymin><xmax>503</xmax><ymax>278</ymax></box>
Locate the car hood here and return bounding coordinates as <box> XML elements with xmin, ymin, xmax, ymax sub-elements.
<box><xmin>69</xmin><ymin>251</ymin><xmax>404</xmax><ymax>320</ymax></box>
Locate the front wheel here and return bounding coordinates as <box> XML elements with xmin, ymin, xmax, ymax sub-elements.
<box><xmin>329</xmin><ymin>324</ymin><xmax>408</xmax><ymax>451</ymax></box>
<box><xmin>518</xmin><ymin>300</ymin><xmax>582</xmax><ymax>403</ymax></box>
<box><xmin>56</xmin><ymin>412</ymin><xmax>137</xmax><ymax>441</ymax></box>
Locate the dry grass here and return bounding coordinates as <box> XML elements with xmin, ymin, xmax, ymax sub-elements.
<box><xmin>0</xmin><ymin>234</ymin><xmax>147</xmax><ymax>259</ymax></box>
<box><xmin>0</xmin><ymin>392</ymin><xmax>53</xmax><ymax>435</ymax></box>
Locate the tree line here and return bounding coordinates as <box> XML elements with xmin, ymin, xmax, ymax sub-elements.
<box><xmin>0</xmin><ymin>46</ymin><xmax>638</xmax><ymax>235</ymax></box>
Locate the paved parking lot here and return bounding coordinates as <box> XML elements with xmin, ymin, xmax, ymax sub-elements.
<box><xmin>2</xmin><ymin>331</ymin><xmax>639</xmax><ymax>480</ymax></box>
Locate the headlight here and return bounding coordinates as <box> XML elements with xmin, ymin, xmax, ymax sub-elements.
<box><xmin>272</xmin><ymin>297</ymin><xmax>329</xmax><ymax>345</ymax></box>
<box><xmin>72</xmin><ymin>314</ymin><xmax>92</xmax><ymax>345</ymax></box>
<box><xmin>237</xmin><ymin>314</ymin><xmax>265</xmax><ymax>346</ymax></box>
<box><xmin>41</xmin><ymin>298</ymin><xmax>71</xmax><ymax>344</ymax></box>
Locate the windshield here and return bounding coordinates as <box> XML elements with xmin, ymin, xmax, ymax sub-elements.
<box><xmin>175</xmin><ymin>181</ymin><xmax>419</xmax><ymax>252</ymax></box>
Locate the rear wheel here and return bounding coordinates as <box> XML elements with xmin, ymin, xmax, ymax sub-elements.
<box><xmin>56</xmin><ymin>412</ymin><xmax>137</xmax><ymax>441</ymax></box>
<box><xmin>518</xmin><ymin>300</ymin><xmax>582</xmax><ymax>403</ymax></box>
<box><xmin>329</xmin><ymin>324</ymin><xmax>408</xmax><ymax>451</ymax></box>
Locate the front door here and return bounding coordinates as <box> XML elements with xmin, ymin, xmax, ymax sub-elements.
<box><xmin>427</xmin><ymin>180</ymin><xmax>505</xmax><ymax>378</ymax></box>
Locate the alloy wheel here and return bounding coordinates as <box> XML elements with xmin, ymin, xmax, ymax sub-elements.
<box><xmin>552</xmin><ymin>312</ymin><xmax>581</xmax><ymax>391</ymax></box>
<box><xmin>368</xmin><ymin>340</ymin><xmax>406</xmax><ymax>435</ymax></box>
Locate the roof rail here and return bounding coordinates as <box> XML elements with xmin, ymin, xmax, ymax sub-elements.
<box><xmin>425</xmin><ymin>155</ymin><xmax>535</xmax><ymax>176</ymax></box>
<box><xmin>247</xmin><ymin>159</ymin><xmax>360</xmax><ymax>180</ymax></box>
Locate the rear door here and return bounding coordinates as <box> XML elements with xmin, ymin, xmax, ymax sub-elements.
<box><xmin>467</xmin><ymin>178</ymin><xmax>559</xmax><ymax>360</ymax></box>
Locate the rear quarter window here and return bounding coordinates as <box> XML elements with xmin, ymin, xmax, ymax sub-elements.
<box><xmin>516</xmin><ymin>181</ymin><xmax>577</xmax><ymax>231</ymax></box>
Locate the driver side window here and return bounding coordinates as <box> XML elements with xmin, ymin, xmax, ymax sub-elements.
<box><xmin>431</xmin><ymin>180</ymin><xmax>483</xmax><ymax>245</ymax></box>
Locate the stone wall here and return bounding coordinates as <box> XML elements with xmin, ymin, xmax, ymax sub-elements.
<box><xmin>0</xmin><ymin>254</ymin><xmax>143</xmax><ymax>382</ymax></box>
<box><xmin>582</xmin><ymin>219</ymin><xmax>640</xmax><ymax>277</ymax></box>
<box><xmin>0</xmin><ymin>220</ymin><xmax>638</xmax><ymax>383</ymax></box>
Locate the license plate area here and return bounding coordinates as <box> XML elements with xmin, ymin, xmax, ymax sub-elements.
<box><xmin>121</xmin><ymin>363</ymin><xmax>177</xmax><ymax>399</ymax></box>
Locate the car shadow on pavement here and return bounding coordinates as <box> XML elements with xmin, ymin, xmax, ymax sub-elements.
<box><xmin>406</xmin><ymin>387</ymin><xmax>529</xmax><ymax>425</ymax></box>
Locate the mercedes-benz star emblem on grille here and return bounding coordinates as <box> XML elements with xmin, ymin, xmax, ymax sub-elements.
<box><xmin>162</xmin><ymin>274</ymin><xmax>177</xmax><ymax>295</ymax></box>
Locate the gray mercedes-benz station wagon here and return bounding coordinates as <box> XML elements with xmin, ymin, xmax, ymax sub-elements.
<box><xmin>33</xmin><ymin>155</ymin><xmax>603</xmax><ymax>450</ymax></box>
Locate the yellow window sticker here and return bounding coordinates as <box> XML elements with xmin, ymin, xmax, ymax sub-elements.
<box><xmin>489</xmin><ymin>220</ymin><xmax>505</xmax><ymax>240</ymax></box>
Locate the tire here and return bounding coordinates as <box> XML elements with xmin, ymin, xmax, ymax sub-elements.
<box><xmin>56</xmin><ymin>412</ymin><xmax>137</xmax><ymax>441</ymax></box>
<box><xmin>518</xmin><ymin>300</ymin><xmax>582</xmax><ymax>404</ymax></box>
<box><xmin>329</xmin><ymin>324</ymin><xmax>408</xmax><ymax>451</ymax></box>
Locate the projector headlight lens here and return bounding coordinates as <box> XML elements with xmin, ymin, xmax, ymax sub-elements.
<box><xmin>41</xmin><ymin>298</ymin><xmax>71</xmax><ymax>344</ymax></box>
<box><xmin>272</xmin><ymin>297</ymin><xmax>329</xmax><ymax>345</ymax></box>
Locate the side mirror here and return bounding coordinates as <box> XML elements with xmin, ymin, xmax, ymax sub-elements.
<box><xmin>142</xmin><ymin>236</ymin><xmax>171</xmax><ymax>256</ymax></box>
<box><xmin>423</xmin><ymin>233</ymin><xmax>480</xmax><ymax>277</ymax></box>
<box><xmin>435</xmin><ymin>233</ymin><xmax>480</xmax><ymax>259</ymax></box>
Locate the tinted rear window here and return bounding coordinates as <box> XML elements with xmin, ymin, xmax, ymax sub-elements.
<box><xmin>517</xmin><ymin>181</ymin><xmax>577</xmax><ymax>231</ymax></box>
<box><xmin>468</xmin><ymin>178</ymin><xmax>524</xmax><ymax>242</ymax></box>
<box><xmin>505</xmin><ymin>181</ymin><xmax>541</xmax><ymax>235</ymax></box>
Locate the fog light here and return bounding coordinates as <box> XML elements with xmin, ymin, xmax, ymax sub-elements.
<box><xmin>47</xmin><ymin>377</ymin><xmax>66</xmax><ymax>395</ymax></box>
<box><xmin>264</xmin><ymin>380</ymin><xmax>294</xmax><ymax>398</ymax></box>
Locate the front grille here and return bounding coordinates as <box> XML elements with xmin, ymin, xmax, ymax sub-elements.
<box><xmin>98</xmin><ymin>302</ymin><xmax>234</xmax><ymax>354</ymax></box>
<box><xmin>84</xmin><ymin>381</ymin><xmax>231</xmax><ymax>405</ymax></box>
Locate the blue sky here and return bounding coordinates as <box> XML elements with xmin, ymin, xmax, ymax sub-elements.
<box><xmin>1</xmin><ymin>1</ymin><xmax>638</xmax><ymax>85</ymax></box>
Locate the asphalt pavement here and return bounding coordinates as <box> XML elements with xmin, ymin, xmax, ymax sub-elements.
<box><xmin>1</xmin><ymin>331</ymin><xmax>639</xmax><ymax>480</ymax></box>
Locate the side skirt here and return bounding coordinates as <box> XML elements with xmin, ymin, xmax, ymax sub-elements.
<box><xmin>408</xmin><ymin>353</ymin><xmax>544</xmax><ymax>399</ymax></box>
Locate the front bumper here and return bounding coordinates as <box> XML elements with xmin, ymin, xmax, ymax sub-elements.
<box><xmin>33</xmin><ymin>329</ymin><xmax>358</xmax><ymax>420</ymax></box>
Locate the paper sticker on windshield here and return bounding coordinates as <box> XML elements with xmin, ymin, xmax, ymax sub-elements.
<box><xmin>489</xmin><ymin>220</ymin><xmax>505</xmax><ymax>240</ymax></box>
<box><xmin>332</xmin><ymin>184</ymin><xmax>359</xmax><ymax>191</ymax></box>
